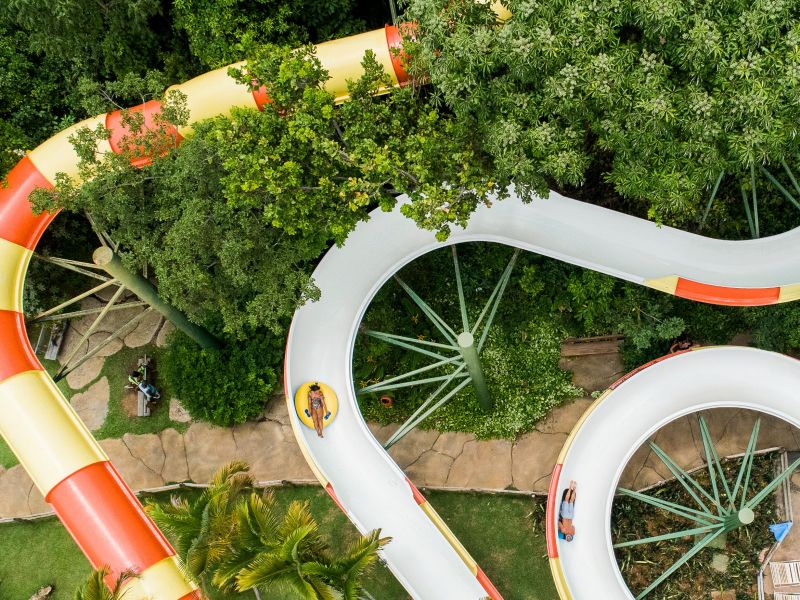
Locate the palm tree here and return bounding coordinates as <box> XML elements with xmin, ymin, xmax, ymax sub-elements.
<box><xmin>74</xmin><ymin>568</ymin><xmax>135</xmax><ymax>600</ymax></box>
<box><xmin>145</xmin><ymin>460</ymin><xmax>253</xmax><ymax>591</ymax></box>
<box><xmin>213</xmin><ymin>490</ymin><xmax>390</xmax><ymax>600</ymax></box>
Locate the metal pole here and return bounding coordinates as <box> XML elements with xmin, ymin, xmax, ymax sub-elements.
<box><xmin>92</xmin><ymin>247</ymin><xmax>219</xmax><ymax>349</ymax></box>
<box><xmin>457</xmin><ymin>331</ymin><xmax>492</xmax><ymax>411</ymax></box>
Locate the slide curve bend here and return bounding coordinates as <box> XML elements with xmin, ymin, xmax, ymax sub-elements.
<box><xmin>284</xmin><ymin>189</ymin><xmax>800</xmax><ymax>599</ymax></box>
<box><xmin>1</xmin><ymin>16</ymin><xmax>799</xmax><ymax>599</ymax></box>
<box><xmin>545</xmin><ymin>346</ymin><xmax>800</xmax><ymax>599</ymax></box>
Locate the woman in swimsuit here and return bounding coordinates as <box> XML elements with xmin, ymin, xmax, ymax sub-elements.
<box><xmin>307</xmin><ymin>384</ymin><xmax>328</xmax><ymax>438</ymax></box>
<box><xmin>558</xmin><ymin>480</ymin><xmax>577</xmax><ymax>542</ymax></box>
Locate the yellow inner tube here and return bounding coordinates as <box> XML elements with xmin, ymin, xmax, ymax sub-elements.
<box><xmin>294</xmin><ymin>381</ymin><xmax>338</xmax><ymax>429</ymax></box>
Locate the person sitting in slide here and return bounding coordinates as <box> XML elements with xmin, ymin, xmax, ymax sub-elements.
<box><xmin>306</xmin><ymin>383</ymin><xmax>330</xmax><ymax>438</ymax></box>
<box><xmin>558</xmin><ymin>480</ymin><xmax>577</xmax><ymax>542</ymax></box>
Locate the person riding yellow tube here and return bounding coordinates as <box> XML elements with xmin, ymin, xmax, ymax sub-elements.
<box><xmin>295</xmin><ymin>381</ymin><xmax>338</xmax><ymax>436</ymax></box>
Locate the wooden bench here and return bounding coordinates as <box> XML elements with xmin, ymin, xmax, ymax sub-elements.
<box><xmin>33</xmin><ymin>322</ymin><xmax>67</xmax><ymax>361</ymax></box>
<box><xmin>136</xmin><ymin>356</ymin><xmax>151</xmax><ymax>417</ymax></box>
<box><xmin>137</xmin><ymin>388</ymin><xmax>151</xmax><ymax>417</ymax></box>
<box><xmin>560</xmin><ymin>334</ymin><xmax>624</xmax><ymax>357</ymax></box>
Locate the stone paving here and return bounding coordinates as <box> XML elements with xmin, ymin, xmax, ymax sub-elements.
<box><xmin>4</xmin><ymin>350</ymin><xmax>800</xmax><ymax>523</ymax></box>
<box><xmin>59</xmin><ymin>297</ymin><xmax>170</xmax><ymax>392</ymax></box>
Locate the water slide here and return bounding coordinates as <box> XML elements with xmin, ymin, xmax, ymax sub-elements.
<box><xmin>543</xmin><ymin>346</ymin><xmax>800</xmax><ymax>600</ymax></box>
<box><xmin>283</xmin><ymin>191</ymin><xmax>800</xmax><ymax>599</ymax></box>
<box><xmin>1</xmin><ymin>6</ymin><xmax>800</xmax><ymax>600</ymax></box>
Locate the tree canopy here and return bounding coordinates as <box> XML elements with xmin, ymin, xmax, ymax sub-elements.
<box><xmin>32</xmin><ymin>45</ymin><xmax>497</xmax><ymax>338</ymax></box>
<box><xmin>405</xmin><ymin>0</ymin><xmax>800</xmax><ymax>229</ymax></box>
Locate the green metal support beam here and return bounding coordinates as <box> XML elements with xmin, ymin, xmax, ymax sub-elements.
<box><xmin>457</xmin><ymin>331</ymin><xmax>492</xmax><ymax>411</ymax></box>
<box><xmin>620</xmin><ymin>414</ymin><xmax>800</xmax><ymax>599</ymax></box>
<box><xmin>93</xmin><ymin>246</ymin><xmax>219</xmax><ymax>349</ymax></box>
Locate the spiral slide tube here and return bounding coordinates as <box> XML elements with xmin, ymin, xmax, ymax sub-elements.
<box><xmin>283</xmin><ymin>187</ymin><xmax>800</xmax><ymax>599</ymax></box>
<box><xmin>0</xmin><ymin>23</ymin><xmax>418</xmax><ymax>599</ymax></box>
<box><xmin>543</xmin><ymin>347</ymin><xmax>800</xmax><ymax>599</ymax></box>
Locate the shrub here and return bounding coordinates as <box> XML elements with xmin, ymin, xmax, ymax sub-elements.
<box><xmin>160</xmin><ymin>332</ymin><xmax>278</xmax><ymax>426</ymax></box>
<box><xmin>358</xmin><ymin>320</ymin><xmax>582</xmax><ymax>439</ymax></box>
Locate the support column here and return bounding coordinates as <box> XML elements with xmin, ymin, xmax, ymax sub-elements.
<box><xmin>457</xmin><ymin>331</ymin><xmax>492</xmax><ymax>412</ymax></box>
<box><xmin>92</xmin><ymin>247</ymin><xmax>219</xmax><ymax>349</ymax></box>
<box><xmin>724</xmin><ymin>507</ymin><xmax>755</xmax><ymax>531</ymax></box>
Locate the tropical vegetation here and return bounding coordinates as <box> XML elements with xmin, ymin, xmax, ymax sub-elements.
<box><xmin>145</xmin><ymin>461</ymin><xmax>389</xmax><ymax>599</ymax></box>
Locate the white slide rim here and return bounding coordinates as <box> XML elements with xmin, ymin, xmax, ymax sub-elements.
<box><xmin>284</xmin><ymin>187</ymin><xmax>800</xmax><ymax>599</ymax></box>
<box><xmin>550</xmin><ymin>346</ymin><xmax>800</xmax><ymax>599</ymax></box>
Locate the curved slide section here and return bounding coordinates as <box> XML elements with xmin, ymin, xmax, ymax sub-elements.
<box><xmin>2</xmin><ymin>8</ymin><xmax>800</xmax><ymax>600</ymax></box>
<box><xmin>0</xmin><ymin>24</ymin><xmax>411</xmax><ymax>599</ymax></box>
<box><xmin>284</xmin><ymin>192</ymin><xmax>800</xmax><ymax>599</ymax></box>
<box><xmin>544</xmin><ymin>346</ymin><xmax>800</xmax><ymax>599</ymax></box>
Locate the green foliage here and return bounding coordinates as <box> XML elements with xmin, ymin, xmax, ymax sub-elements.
<box><xmin>0</xmin><ymin>20</ymin><xmax>74</xmax><ymax>174</ymax></box>
<box><xmin>73</xmin><ymin>568</ymin><xmax>134</xmax><ymax>600</ymax></box>
<box><xmin>147</xmin><ymin>462</ymin><xmax>388</xmax><ymax>599</ymax></box>
<box><xmin>146</xmin><ymin>460</ymin><xmax>254</xmax><ymax>588</ymax></box>
<box><xmin>228</xmin><ymin>44</ymin><xmax>500</xmax><ymax>239</ymax></box>
<box><xmin>214</xmin><ymin>491</ymin><xmax>389</xmax><ymax>599</ymax></box>
<box><xmin>33</xmin><ymin>44</ymin><xmax>497</xmax><ymax>340</ymax></box>
<box><xmin>405</xmin><ymin>0</ymin><xmax>800</xmax><ymax>228</ymax></box>
<box><xmin>355</xmin><ymin>244</ymin><xmax>582</xmax><ymax>439</ymax></box>
<box><xmin>173</xmin><ymin>0</ymin><xmax>367</xmax><ymax>68</ymax></box>
<box><xmin>159</xmin><ymin>332</ymin><xmax>277</xmax><ymax>426</ymax></box>
<box><xmin>613</xmin><ymin>449</ymin><xmax>777</xmax><ymax>599</ymax></box>
<box><xmin>0</xmin><ymin>0</ymin><xmax>181</xmax><ymax>81</ymax></box>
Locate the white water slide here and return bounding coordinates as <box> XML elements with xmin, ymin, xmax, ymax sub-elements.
<box><xmin>283</xmin><ymin>187</ymin><xmax>800</xmax><ymax>599</ymax></box>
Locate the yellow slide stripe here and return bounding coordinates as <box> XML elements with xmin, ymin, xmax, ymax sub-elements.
<box><xmin>166</xmin><ymin>64</ymin><xmax>259</xmax><ymax>136</ymax></box>
<box><xmin>556</xmin><ymin>389</ymin><xmax>611</xmax><ymax>465</ymax></box>
<box><xmin>643</xmin><ymin>275</ymin><xmax>679</xmax><ymax>296</ymax></box>
<box><xmin>120</xmin><ymin>555</ymin><xmax>198</xmax><ymax>600</ymax></box>
<box><xmin>28</xmin><ymin>115</ymin><xmax>112</xmax><ymax>185</ymax></box>
<box><xmin>419</xmin><ymin>501</ymin><xmax>478</xmax><ymax>575</ymax></box>
<box><xmin>0</xmin><ymin>238</ymin><xmax>32</xmax><ymax>312</ymax></box>
<box><xmin>0</xmin><ymin>370</ymin><xmax>107</xmax><ymax>495</ymax></box>
<box><xmin>779</xmin><ymin>284</ymin><xmax>800</xmax><ymax>303</ymax></box>
<box><xmin>549</xmin><ymin>557</ymin><xmax>572</xmax><ymax>599</ymax></box>
<box><xmin>317</xmin><ymin>29</ymin><xmax>399</xmax><ymax>101</ymax></box>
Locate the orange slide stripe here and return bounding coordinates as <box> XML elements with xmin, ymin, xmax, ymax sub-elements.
<box><xmin>476</xmin><ymin>567</ymin><xmax>504</xmax><ymax>600</ymax></box>
<box><xmin>675</xmin><ymin>277</ymin><xmax>780</xmax><ymax>306</ymax></box>
<box><xmin>405</xmin><ymin>476</ymin><xmax>427</xmax><ymax>505</ymax></box>
<box><xmin>252</xmin><ymin>85</ymin><xmax>271</xmax><ymax>111</ymax></box>
<box><xmin>325</xmin><ymin>482</ymin><xmax>347</xmax><ymax>513</ymax></box>
<box><xmin>0</xmin><ymin>310</ymin><xmax>42</xmax><ymax>381</ymax></box>
<box><xmin>0</xmin><ymin>156</ymin><xmax>56</xmax><ymax>249</ymax></box>
<box><xmin>47</xmin><ymin>461</ymin><xmax>176</xmax><ymax>581</ymax></box>
<box><xmin>105</xmin><ymin>100</ymin><xmax>183</xmax><ymax>168</ymax></box>
<box><xmin>385</xmin><ymin>24</ymin><xmax>412</xmax><ymax>85</ymax></box>
<box><xmin>546</xmin><ymin>463</ymin><xmax>562</xmax><ymax>559</ymax></box>
<box><xmin>608</xmin><ymin>349</ymin><xmax>690</xmax><ymax>390</ymax></box>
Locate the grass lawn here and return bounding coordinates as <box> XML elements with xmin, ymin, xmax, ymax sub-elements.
<box><xmin>0</xmin><ymin>345</ymin><xmax>188</xmax><ymax>469</ymax></box>
<box><xmin>0</xmin><ymin>487</ymin><xmax>557</xmax><ymax>600</ymax></box>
